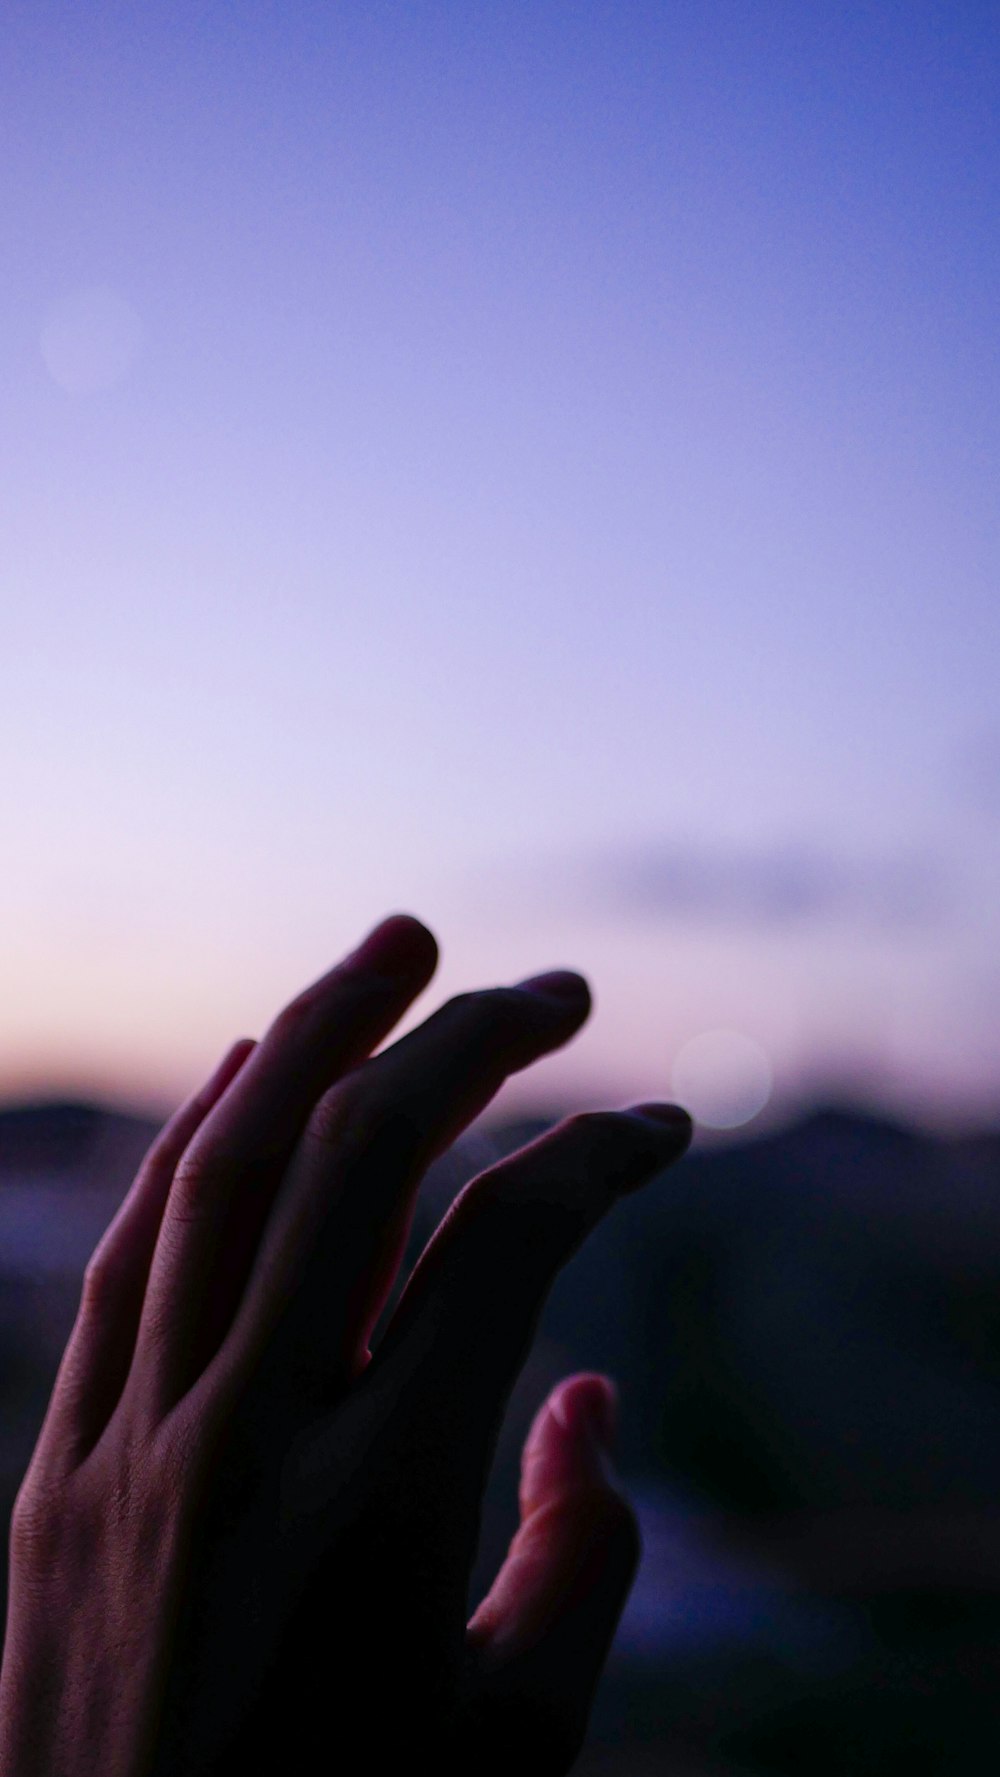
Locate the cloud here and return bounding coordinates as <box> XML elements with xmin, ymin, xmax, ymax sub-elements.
<box><xmin>502</xmin><ymin>839</ymin><xmax>951</xmax><ymax>933</ymax></box>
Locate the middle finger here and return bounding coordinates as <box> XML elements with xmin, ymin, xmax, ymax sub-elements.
<box><xmin>212</xmin><ymin>970</ymin><xmax>592</xmax><ymax>1401</ymax></box>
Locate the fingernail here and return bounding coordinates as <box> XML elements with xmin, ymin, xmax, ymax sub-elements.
<box><xmin>554</xmin><ymin>1379</ymin><xmax>617</xmax><ymax>1453</ymax></box>
<box><xmin>518</xmin><ymin>970</ymin><xmax>590</xmax><ymax>1003</ymax></box>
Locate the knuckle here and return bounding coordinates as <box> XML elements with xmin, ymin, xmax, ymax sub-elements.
<box><xmin>440</xmin><ymin>986</ymin><xmax>476</xmax><ymax>1022</ymax></box>
<box><xmin>151</xmin><ymin>1408</ymin><xmax>209</xmax><ymax>1496</ymax></box>
<box><xmin>305</xmin><ymin>1074</ymin><xmax>412</xmax><ymax>1172</ymax></box>
<box><xmin>167</xmin><ymin>1142</ymin><xmax>232</xmax><ymax>1225</ymax></box>
<box><xmin>137</xmin><ymin>1133</ymin><xmax>177</xmax><ymax>1180</ymax></box>
<box><xmin>9</xmin><ymin>1481</ymin><xmax>44</xmax><ymax>1558</ymax></box>
<box><xmin>272</xmin><ymin>997</ymin><xmax>306</xmax><ymax>1034</ymax></box>
<box><xmin>80</xmin><ymin>1249</ymin><xmax>119</xmax><ymax>1309</ymax></box>
<box><xmin>266</xmin><ymin>995</ymin><xmax>320</xmax><ymax>1048</ymax></box>
<box><xmin>8</xmin><ymin>1470</ymin><xmax>68</xmax><ymax>1572</ymax></box>
<box><xmin>304</xmin><ymin>1079</ymin><xmax>361</xmax><ymax>1152</ymax></box>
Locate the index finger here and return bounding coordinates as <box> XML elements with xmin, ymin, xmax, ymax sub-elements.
<box><xmin>372</xmin><ymin>1104</ymin><xmax>692</xmax><ymax>1475</ymax></box>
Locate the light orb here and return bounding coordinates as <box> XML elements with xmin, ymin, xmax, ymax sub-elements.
<box><xmin>670</xmin><ymin>1028</ymin><xmax>773</xmax><ymax>1130</ymax></box>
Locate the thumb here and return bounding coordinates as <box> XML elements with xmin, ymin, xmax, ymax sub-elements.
<box><xmin>463</xmin><ymin>1373</ymin><xmax>640</xmax><ymax>1774</ymax></box>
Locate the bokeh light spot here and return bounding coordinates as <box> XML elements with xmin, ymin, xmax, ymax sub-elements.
<box><xmin>670</xmin><ymin>1029</ymin><xmax>773</xmax><ymax>1130</ymax></box>
<box><xmin>40</xmin><ymin>286</ymin><xmax>143</xmax><ymax>394</ymax></box>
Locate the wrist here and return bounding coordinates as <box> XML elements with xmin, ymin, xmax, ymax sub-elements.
<box><xmin>0</xmin><ymin>1601</ymin><xmax>158</xmax><ymax>1777</ymax></box>
<box><xmin>0</xmin><ymin>1506</ymin><xmax>189</xmax><ymax>1777</ymax></box>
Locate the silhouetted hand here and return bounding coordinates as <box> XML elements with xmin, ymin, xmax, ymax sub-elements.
<box><xmin>0</xmin><ymin>916</ymin><xmax>691</xmax><ymax>1776</ymax></box>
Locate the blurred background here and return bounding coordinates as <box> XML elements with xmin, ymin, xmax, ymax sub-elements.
<box><xmin>2</xmin><ymin>4</ymin><xmax>999</xmax><ymax>1771</ymax></box>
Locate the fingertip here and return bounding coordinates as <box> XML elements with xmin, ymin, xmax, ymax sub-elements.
<box><xmin>220</xmin><ymin>1035</ymin><xmax>258</xmax><ymax>1085</ymax></box>
<box><xmin>477</xmin><ymin>1378</ymin><xmax>640</xmax><ymax>1677</ymax></box>
<box><xmin>368</xmin><ymin>912</ymin><xmax>440</xmax><ymax>978</ymax></box>
<box><xmin>382</xmin><ymin>909</ymin><xmax>439</xmax><ymax>948</ymax></box>
<box><xmin>517</xmin><ymin>971</ymin><xmax>591</xmax><ymax>1013</ymax></box>
<box><xmin>192</xmin><ymin>1038</ymin><xmax>257</xmax><ymax>1112</ymax></box>
<box><xmin>521</xmin><ymin>1374</ymin><xmax>622</xmax><ymax>1514</ymax></box>
<box><xmin>549</xmin><ymin>1373</ymin><xmax>618</xmax><ymax>1450</ymax></box>
<box><xmin>630</xmin><ymin>1102</ymin><xmax>694</xmax><ymax>1159</ymax></box>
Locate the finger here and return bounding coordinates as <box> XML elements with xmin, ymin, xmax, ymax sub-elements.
<box><xmin>463</xmin><ymin>1374</ymin><xmax>640</xmax><ymax>1776</ymax></box>
<box><xmin>467</xmin><ymin>1374</ymin><xmax>634</xmax><ymax>1656</ymax></box>
<box><xmin>199</xmin><ymin>972</ymin><xmax>594</xmax><ymax>1410</ymax></box>
<box><xmin>381</xmin><ymin>1101</ymin><xmax>691</xmax><ymax>1374</ymax></box>
<box><xmin>131</xmin><ymin>913</ymin><xmax>439</xmax><ymax>1414</ymax></box>
<box><xmin>35</xmin><ymin>1038</ymin><xmax>256</xmax><ymax>1466</ymax></box>
<box><xmin>274</xmin><ymin>1103</ymin><xmax>689</xmax><ymax>1654</ymax></box>
<box><xmin>368</xmin><ymin>1104</ymin><xmax>691</xmax><ymax>1515</ymax></box>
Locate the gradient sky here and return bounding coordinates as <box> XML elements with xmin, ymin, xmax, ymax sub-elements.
<box><xmin>3</xmin><ymin>2</ymin><xmax>999</xmax><ymax>1133</ymax></box>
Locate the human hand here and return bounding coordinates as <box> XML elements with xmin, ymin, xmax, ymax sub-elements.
<box><xmin>0</xmin><ymin>1035</ymin><xmax>259</xmax><ymax>1777</ymax></box>
<box><xmin>1</xmin><ymin>916</ymin><xmax>692</xmax><ymax>1776</ymax></box>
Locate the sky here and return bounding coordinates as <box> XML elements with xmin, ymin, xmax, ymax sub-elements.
<box><xmin>2</xmin><ymin>1</ymin><xmax>999</xmax><ymax>1135</ymax></box>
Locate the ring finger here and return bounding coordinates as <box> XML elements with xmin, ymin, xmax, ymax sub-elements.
<box><xmin>129</xmin><ymin>913</ymin><xmax>439</xmax><ymax>1416</ymax></box>
<box><xmin>202</xmin><ymin>971</ymin><xmax>594</xmax><ymax>1409</ymax></box>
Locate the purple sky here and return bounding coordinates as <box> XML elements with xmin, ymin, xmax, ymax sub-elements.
<box><xmin>3</xmin><ymin>3</ymin><xmax>999</xmax><ymax>1132</ymax></box>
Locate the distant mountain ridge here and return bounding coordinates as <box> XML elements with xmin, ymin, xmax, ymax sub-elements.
<box><xmin>2</xmin><ymin>1090</ymin><xmax>999</xmax><ymax>1194</ymax></box>
<box><xmin>3</xmin><ymin>1091</ymin><xmax>998</xmax><ymax>1178</ymax></box>
<box><xmin>0</xmin><ymin>1098</ymin><xmax>163</xmax><ymax>1188</ymax></box>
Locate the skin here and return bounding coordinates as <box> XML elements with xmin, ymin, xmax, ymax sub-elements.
<box><xmin>0</xmin><ymin>914</ymin><xmax>692</xmax><ymax>1776</ymax></box>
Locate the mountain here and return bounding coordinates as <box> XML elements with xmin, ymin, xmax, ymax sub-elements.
<box><xmin>0</xmin><ymin>1096</ymin><xmax>162</xmax><ymax>1190</ymax></box>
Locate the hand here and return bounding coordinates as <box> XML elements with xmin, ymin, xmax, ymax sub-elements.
<box><xmin>1</xmin><ymin>916</ymin><xmax>692</xmax><ymax>1776</ymax></box>
<box><xmin>0</xmin><ymin>1035</ymin><xmax>259</xmax><ymax>1777</ymax></box>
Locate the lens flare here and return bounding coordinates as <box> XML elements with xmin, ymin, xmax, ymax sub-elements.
<box><xmin>671</xmin><ymin>1029</ymin><xmax>773</xmax><ymax>1129</ymax></box>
